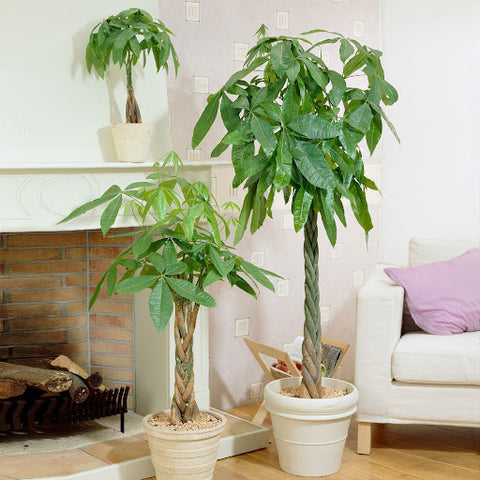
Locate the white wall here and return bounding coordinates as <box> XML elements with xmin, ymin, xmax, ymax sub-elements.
<box><xmin>0</xmin><ymin>0</ymin><xmax>171</xmax><ymax>164</ymax></box>
<box><xmin>380</xmin><ymin>0</ymin><xmax>480</xmax><ymax>265</ymax></box>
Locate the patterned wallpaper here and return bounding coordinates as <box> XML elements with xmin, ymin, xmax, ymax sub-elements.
<box><xmin>158</xmin><ymin>0</ymin><xmax>382</xmax><ymax>410</ymax></box>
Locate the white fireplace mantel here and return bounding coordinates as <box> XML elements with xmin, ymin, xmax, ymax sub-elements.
<box><xmin>0</xmin><ymin>161</ymin><xmax>229</xmax><ymax>233</ymax></box>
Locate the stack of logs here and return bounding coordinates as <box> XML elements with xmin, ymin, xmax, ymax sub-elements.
<box><xmin>0</xmin><ymin>355</ymin><xmax>105</xmax><ymax>403</ymax></box>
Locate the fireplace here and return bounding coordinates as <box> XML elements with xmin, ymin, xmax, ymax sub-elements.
<box><xmin>0</xmin><ymin>161</ymin><xmax>223</xmax><ymax>427</ymax></box>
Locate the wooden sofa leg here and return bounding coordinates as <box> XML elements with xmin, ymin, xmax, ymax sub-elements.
<box><xmin>357</xmin><ymin>422</ymin><xmax>372</xmax><ymax>455</ymax></box>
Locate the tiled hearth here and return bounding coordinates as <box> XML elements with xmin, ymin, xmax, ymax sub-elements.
<box><xmin>0</xmin><ymin>230</ymin><xmax>135</xmax><ymax>408</ymax></box>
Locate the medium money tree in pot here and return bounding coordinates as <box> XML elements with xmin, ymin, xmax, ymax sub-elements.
<box><xmin>59</xmin><ymin>153</ymin><xmax>278</xmax><ymax>480</ymax></box>
<box><xmin>86</xmin><ymin>8</ymin><xmax>179</xmax><ymax>162</ymax></box>
<box><xmin>193</xmin><ymin>26</ymin><xmax>399</xmax><ymax>476</ymax></box>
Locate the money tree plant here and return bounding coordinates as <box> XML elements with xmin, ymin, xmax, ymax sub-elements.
<box><xmin>59</xmin><ymin>152</ymin><xmax>278</xmax><ymax>424</ymax></box>
<box><xmin>86</xmin><ymin>8</ymin><xmax>179</xmax><ymax>123</ymax></box>
<box><xmin>192</xmin><ymin>26</ymin><xmax>399</xmax><ymax>399</ymax></box>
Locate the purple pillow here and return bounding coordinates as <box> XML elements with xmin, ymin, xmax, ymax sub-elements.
<box><xmin>384</xmin><ymin>249</ymin><xmax>480</xmax><ymax>335</ymax></box>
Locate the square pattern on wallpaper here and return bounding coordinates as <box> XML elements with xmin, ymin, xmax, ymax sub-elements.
<box><xmin>159</xmin><ymin>0</ymin><xmax>382</xmax><ymax>410</ymax></box>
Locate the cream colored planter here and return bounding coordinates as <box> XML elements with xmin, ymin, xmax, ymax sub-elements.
<box><xmin>143</xmin><ymin>410</ymin><xmax>226</xmax><ymax>480</ymax></box>
<box><xmin>264</xmin><ymin>376</ymin><xmax>358</xmax><ymax>477</ymax></box>
<box><xmin>111</xmin><ymin>123</ymin><xmax>153</xmax><ymax>163</ymax></box>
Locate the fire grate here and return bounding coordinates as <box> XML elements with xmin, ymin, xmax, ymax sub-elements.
<box><xmin>0</xmin><ymin>386</ymin><xmax>129</xmax><ymax>433</ymax></box>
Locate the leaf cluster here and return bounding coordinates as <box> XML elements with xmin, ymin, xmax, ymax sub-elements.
<box><xmin>59</xmin><ymin>152</ymin><xmax>279</xmax><ymax>333</ymax></box>
<box><xmin>85</xmin><ymin>8</ymin><xmax>179</xmax><ymax>79</ymax></box>
<box><xmin>192</xmin><ymin>26</ymin><xmax>399</xmax><ymax>246</ymax></box>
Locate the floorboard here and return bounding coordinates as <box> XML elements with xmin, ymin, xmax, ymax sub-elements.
<box><xmin>145</xmin><ymin>404</ymin><xmax>480</xmax><ymax>479</ymax></box>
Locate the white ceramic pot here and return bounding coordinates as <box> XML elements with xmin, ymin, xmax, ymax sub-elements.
<box><xmin>111</xmin><ymin>122</ymin><xmax>153</xmax><ymax>163</ymax></box>
<box><xmin>264</xmin><ymin>376</ymin><xmax>358</xmax><ymax>477</ymax></box>
<box><xmin>143</xmin><ymin>410</ymin><xmax>226</xmax><ymax>480</ymax></box>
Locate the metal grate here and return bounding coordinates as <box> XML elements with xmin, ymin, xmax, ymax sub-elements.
<box><xmin>0</xmin><ymin>386</ymin><xmax>129</xmax><ymax>433</ymax></box>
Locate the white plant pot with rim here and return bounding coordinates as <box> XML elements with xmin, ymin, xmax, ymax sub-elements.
<box><xmin>111</xmin><ymin>122</ymin><xmax>153</xmax><ymax>163</ymax></box>
<box><xmin>143</xmin><ymin>410</ymin><xmax>226</xmax><ymax>480</ymax></box>
<box><xmin>264</xmin><ymin>376</ymin><xmax>358</xmax><ymax>477</ymax></box>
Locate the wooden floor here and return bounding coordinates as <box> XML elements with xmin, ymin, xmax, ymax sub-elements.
<box><xmin>147</xmin><ymin>403</ymin><xmax>480</xmax><ymax>479</ymax></box>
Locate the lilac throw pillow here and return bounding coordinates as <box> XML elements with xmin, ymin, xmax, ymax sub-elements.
<box><xmin>384</xmin><ymin>249</ymin><xmax>480</xmax><ymax>335</ymax></box>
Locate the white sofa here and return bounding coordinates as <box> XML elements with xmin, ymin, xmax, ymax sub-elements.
<box><xmin>354</xmin><ymin>237</ymin><xmax>480</xmax><ymax>454</ymax></box>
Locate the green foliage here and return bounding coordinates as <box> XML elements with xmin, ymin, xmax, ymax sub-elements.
<box><xmin>59</xmin><ymin>153</ymin><xmax>279</xmax><ymax>333</ymax></box>
<box><xmin>192</xmin><ymin>27</ymin><xmax>399</xmax><ymax>242</ymax></box>
<box><xmin>86</xmin><ymin>8</ymin><xmax>179</xmax><ymax>79</ymax></box>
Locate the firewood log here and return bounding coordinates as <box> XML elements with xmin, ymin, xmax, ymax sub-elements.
<box><xmin>50</xmin><ymin>355</ymin><xmax>106</xmax><ymax>391</ymax></box>
<box><xmin>65</xmin><ymin>373</ymin><xmax>89</xmax><ymax>403</ymax></box>
<box><xmin>0</xmin><ymin>362</ymin><xmax>72</xmax><ymax>393</ymax></box>
<box><xmin>0</xmin><ymin>380</ymin><xmax>26</xmax><ymax>399</ymax></box>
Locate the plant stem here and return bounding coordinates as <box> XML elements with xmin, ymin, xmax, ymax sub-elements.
<box><xmin>125</xmin><ymin>53</ymin><xmax>142</xmax><ymax>123</ymax></box>
<box><xmin>170</xmin><ymin>299</ymin><xmax>200</xmax><ymax>424</ymax></box>
<box><xmin>301</xmin><ymin>207</ymin><xmax>323</xmax><ymax>398</ymax></box>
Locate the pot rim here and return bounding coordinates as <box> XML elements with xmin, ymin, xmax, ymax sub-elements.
<box><xmin>143</xmin><ymin>409</ymin><xmax>227</xmax><ymax>437</ymax></box>
<box><xmin>264</xmin><ymin>376</ymin><xmax>359</xmax><ymax>416</ymax></box>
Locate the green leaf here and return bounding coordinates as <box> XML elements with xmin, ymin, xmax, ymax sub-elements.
<box><xmin>149</xmin><ymin>252</ymin><xmax>166</xmax><ymax>273</ymax></box>
<box><xmin>192</xmin><ymin>91</ymin><xmax>222</xmax><ymax>149</ymax></box>
<box><xmin>257</xmin><ymin>102</ymin><xmax>282</xmax><ymax>123</ymax></box>
<box><xmin>274</xmin><ymin>131</ymin><xmax>293</xmax><ymax>188</ymax></box>
<box><xmin>59</xmin><ymin>185</ymin><xmax>121</xmax><ymax>224</ymax></box>
<box><xmin>288</xmin><ymin>114</ymin><xmax>339</xmax><ymax>140</ymax></box>
<box><xmin>303</xmin><ymin>58</ymin><xmax>328</xmax><ymax>89</ymax></box>
<box><xmin>164</xmin><ymin>262</ymin><xmax>187</xmax><ymax>276</ymax></box>
<box><xmin>270</xmin><ymin>41</ymin><xmax>292</xmax><ymax>77</ymax></box>
<box><xmin>293</xmin><ymin>142</ymin><xmax>337</xmax><ymax>190</ymax></box>
<box><xmin>379</xmin><ymin>78</ymin><xmax>399</xmax><ymax>105</ymax></box>
<box><xmin>106</xmin><ymin>265</ymin><xmax>118</xmax><ymax>297</ymax></box>
<box><xmin>163</xmin><ymin>240</ymin><xmax>177</xmax><ymax>264</ymax></box>
<box><xmin>112</xmin><ymin>30</ymin><xmax>136</xmax><ymax>65</ymax></box>
<box><xmin>345</xmin><ymin>103</ymin><xmax>373</xmax><ymax>134</ymax></box>
<box><xmin>282</xmin><ymin>84</ymin><xmax>299</xmax><ymax>124</ymax></box>
<box><xmin>148</xmin><ymin>280</ymin><xmax>174</xmax><ymax>332</ymax></box>
<box><xmin>318</xmin><ymin>190</ymin><xmax>337</xmax><ymax>246</ymax></box>
<box><xmin>89</xmin><ymin>271</ymin><xmax>108</xmax><ymax>309</ymax></box>
<box><xmin>286</xmin><ymin>61</ymin><xmax>300</xmax><ymax>82</ymax></box>
<box><xmin>227</xmin><ymin>272</ymin><xmax>257</xmax><ymax>298</ymax></box>
<box><xmin>165</xmin><ymin>277</ymin><xmax>216</xmax><ymax>307</ymax></box>
<box><xmin>348</xmin><ymin>181</ymin><xmax>373</xmax><ymax>234</ymax></box>
<box><xmin>220</xmin><ymin>93</ymin><xmax>241</xmax><ymax>131</ymax></box>
<box><xmin>240</xmin><ymin>260</ymin><xmax>275</xmax><ymax>292</ymax></box>
<box><xmin>209</xmin><ymin>246</ymin><xmax>228</xmax><ymax>277</ymax></box>
<box><xmin>370</xmin><ymin>103</ymin><xmax>400</xmax><ymax>144</ymax></box>
<box><xmin>251</xmin><ymin>115</ymin><xmax>278</xmax><ymax>157</ymax></box>
<box><xmin>292</xmin><ymin>186</ymin><xmax>314</xmax><ymax>232</ymax></box>
<box><xmin>339</xmin><ymin>39</ymin><xmax>354</xmax><ymax>63</ymax></box>
<box><xmin>125</xmin><ymin>181</ymin><xmax>153</xmax><ymax>190</ymax></box>
<box><xmin>100</xmin><ymin>195</ymin><xmax>122</xmax><ymax>236</ymax></box>
<box><xmin>327</xmin><ymin>145</ymin><xmax>355</xmax><ymax>174</ymax></box>
<box><xmin>202</xmin><ymin>269</ymin><xmax>223</xmax><ymax>288</ymax></box>
<box><xmin>328</xmin><ymin>71</ymin><xmax>347</xmax><ymax>107</ymax></box>
<box><xmin>133</xmin><ymin>232</ymin><xmax>153</xmax><ymax>257</ymax></box>
<box><xmin>155</xmin><ymin>189</ymin><xmax>168</xmax><ymax>220</ymax></box>
<box><xmin>234</xmin><ymin>189</ymin><xmax>254</xmax><ymax>245</ymax></box>
<box><xmin>343</xmin><ymin>51</ymin><xmax>367</xmax><ymax>77</ymax></box>
<box><xmin>224</xmin><ymin>56</ymin><xmax>268</xmax><ymax>89</ymax></box>
<box><xmin>232</xmin><ymin>144</ymin><xmax>266</xmax><ymax>188</ymax></box>
<box><xmin>115</xmin><ymin>275</ymin><xmax>159</xmax><ymax>294</ymax></box>
<box><xmin>366</xmin><ymin>112</ymin><xmax>383</xmax><ymax>155</ymax></box>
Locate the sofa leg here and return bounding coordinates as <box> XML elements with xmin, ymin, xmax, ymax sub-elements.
<box><xmin>357</xmin><ymin>422</ymin><xmax>372</xmax><ymax>455</ymax></box>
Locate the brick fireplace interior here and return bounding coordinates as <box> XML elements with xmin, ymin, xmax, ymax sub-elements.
<box><xmin>0</xmin><ymin>230</ymin><xmax>135</xmax><ymax>409</ymax></box>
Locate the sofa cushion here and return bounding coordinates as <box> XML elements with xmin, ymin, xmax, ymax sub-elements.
<box><xmin>408</xmin><ymin>237</ymin><xmax>479</xmax><ymax>266</ymax></box>
<box><xmin>384</xmin><ymin>249</ymin><xmax>480</xmax><ymax>334</ymax></box>
<box><xmin>392</xmin><ymin>331</ymin><xmax>480</xmax><ymax>385</ymax></box>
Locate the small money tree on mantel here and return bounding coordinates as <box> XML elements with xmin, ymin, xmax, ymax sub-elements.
<box><xmin>59</xmin><ymin>153</ymin><xmax>278</xmax><ymax>424</ymax></box>
<box><xmin>193</xmin><ymin>26</ymin><xmax>399</xmax><ymax>400</ymax></box>
<box><xmin>86</xmin><ymin>7</ymin><xmax>179</xmax><ymax>124</ymax></box>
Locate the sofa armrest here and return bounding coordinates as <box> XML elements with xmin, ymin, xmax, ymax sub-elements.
<box><xmin>355</xmin><ymin>269</ymin><xmax>404</xmax><ymax>418</ymax></box>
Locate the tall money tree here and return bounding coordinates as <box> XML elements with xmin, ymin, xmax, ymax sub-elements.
<box><xmin>59</xmin><ymin>153</ymin><xmax>278</xmax><ymax>423</ymax></box>
<box><xmin>192</xmin><ymin>26</ymin><xmax>399</xmax><ymax>398</ymax></box>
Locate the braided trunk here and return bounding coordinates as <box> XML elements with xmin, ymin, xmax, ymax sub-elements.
<box><xmin>170</xmin><ymin>299</ymin><xmax>200</xmax><ymax>424</ymax></box>
<box><xmin>300</xmin><ymin>207</ymin><xmax>323</xmax><ymax>398</ymax></box>
<box><xmin>125</xmin><ymin>58</ymin><xmax>142</xmax><ymax>124</ymax></box>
